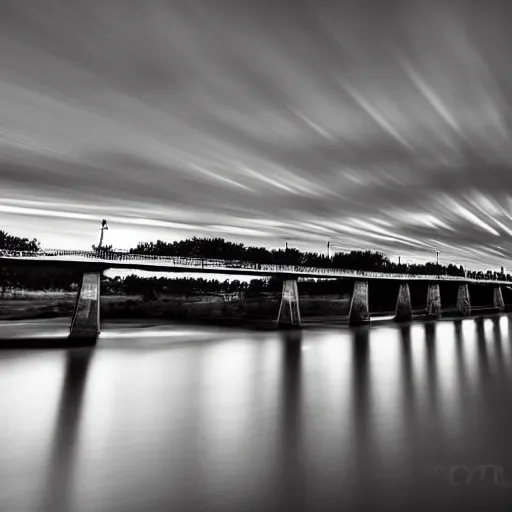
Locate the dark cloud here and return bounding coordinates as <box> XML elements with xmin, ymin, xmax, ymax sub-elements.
<box><xmin>1</xmin><ymin>0</ymin><xmax>512</xmax><ymax>268</ymax></box>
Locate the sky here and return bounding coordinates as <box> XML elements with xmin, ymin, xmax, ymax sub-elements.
<box><xmin>1</xmin><ymin>0</ymin><xmax>512</xmax><ymax>271</ymax></box>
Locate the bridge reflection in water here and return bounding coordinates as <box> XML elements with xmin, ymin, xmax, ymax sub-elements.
<box><xmin>1</xmin><ymin>318</ymin><xmax>512</xmax><ymax>511</ymax></box>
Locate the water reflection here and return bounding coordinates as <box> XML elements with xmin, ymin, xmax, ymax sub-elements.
<box><xmin>399</xmin><ymin>325</ymin><xmax>419</xmax><ymax>475</ymax></box>
<box><xmin>476</xmin><ymin>318</ymin><xmax>491</xmax><ymax>378</ymax></box>
<box><xmin>42</xmin><ymin>349</ymin><xmax>93</xmax><ymax>512</ymax></box>
<box><xmin>2</xmin><ymin>317</ymin><xmax>512</xmax><ymax>511</ymax></box>
<box><xmin>349</xmin><ymin>328</ymin><xmax>378</xmax><ymax>507</ymax></box>
<box><xmin>454</xmin><ymin>320</ymin><xmax>472</xmax><ymax>455</ymax></box>
<box><xmin>351</xmin><ymin>328</ymin><xmax>370</xmax><ymax>474</ymax></box>
<box><xmin>278</xmin><ymin>329</ymin><xmax>304</xmax><ymax>510</ymax></box>
<box><xmin>424</xmin><ymin>323</ymin><xmax>448</xmax><ymax>466</ymax></box>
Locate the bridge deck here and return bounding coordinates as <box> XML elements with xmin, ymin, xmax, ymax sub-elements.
<box><xmin>0</xmin><ymin>251</ymin><xmax>510</xmax><ymax>285</ymax></box>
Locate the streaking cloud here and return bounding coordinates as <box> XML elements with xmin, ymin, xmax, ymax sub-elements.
<box><xmin>1</xmin><ymin>0</ymin><xmax>512</xmax><ymax>269</ymax></box>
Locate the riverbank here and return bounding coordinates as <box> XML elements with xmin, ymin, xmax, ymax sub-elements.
<box><xmin>0</xmin><ymin>290</ymin><xmax>352</xmax><ymax>322</ymax></box>
<box><xmin>0</xmin><ymin>291</ymin><xmax>506</xmax><ymax>331</ymax></box>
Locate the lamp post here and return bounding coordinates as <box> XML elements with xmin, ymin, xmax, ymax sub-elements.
<box><xmin>436</xmin><ymin>251</ymin><xmax>439</xmax><ymax>278</ymax></box>
<box><xmin>98</xmin><ymin>219</ymin><xmax>108</xmax><ymax>250</ymax></box>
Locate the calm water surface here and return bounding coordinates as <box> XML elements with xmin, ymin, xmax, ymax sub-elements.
<box><xmin>2</xmin><ymin>316</ymin><xmax>512</xmax><ymax>511</ymax></box>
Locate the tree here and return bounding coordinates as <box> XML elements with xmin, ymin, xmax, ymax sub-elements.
<box><xmin>0</xmin><ymin>230</ymin><xmax>40</xmax><ymax>252</ymax></box>
<box><xmin>92</xmin><ymin>244</ymin><xmax>113</xmax><ymax>253</ymax></box>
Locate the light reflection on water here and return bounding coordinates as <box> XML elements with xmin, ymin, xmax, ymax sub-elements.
<box><xmin>2</xmin><ymin>317</ymin><xmax>512</xmax><ymax>511</ymax></box>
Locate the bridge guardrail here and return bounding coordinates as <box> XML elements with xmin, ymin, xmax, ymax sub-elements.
<box><xmin>0</xmin><ymin>249</ymin><xmax>510</xmax><ymax>284</ymax></box>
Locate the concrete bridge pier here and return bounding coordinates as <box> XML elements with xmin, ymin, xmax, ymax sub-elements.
<box><xmin>69</xmin><ymin>272</ymin><xmax>101</xmax><ymax>343</ymax></box>
<box><xmin>456</xmin><ymin>284</ymin><xmax>471</xmax><ymax>317</ymax></box>
<box><xmin>426</xmin><ymin>283</ymin><xmax>441</xmax><ymax>318</ymax></box>
<box><xmin>277</xmin><ymin>279</ymin><xmax>301</xmax><ymax>327</ymax></box>
<box><xmin>493</xmin><ymin>286</ymin><xmax>505</xmax><ymax>311</ymax></box>
<box><xmin>394</xmin><ymin>283</ymin><xmax>412</xmax><ymax>322</ymax></box>
<box><xmin>349</xmin><ymin>280</ymin><xmax>370</xmax><ymax>326</ymax></box>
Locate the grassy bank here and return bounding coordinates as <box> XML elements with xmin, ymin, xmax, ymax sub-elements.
<box><xmin>0</xmin><ymin>290</ymin><xmax>352</xmax><ymax>323</ymax></box>
<box><xmin>0</xmin><ymin>290</ymin><xmax>506</xmax><ymax>327</ymax></box>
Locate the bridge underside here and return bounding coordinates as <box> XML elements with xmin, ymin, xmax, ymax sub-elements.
<box><xmin>4</xmin><ymin>269</ymin><xmax>510</xmax><ymax>348</ymax></box>
<box><xmin>46</xmin><ymin>275</ymin><xmax>512</xmax><ymax>340</ymax></box>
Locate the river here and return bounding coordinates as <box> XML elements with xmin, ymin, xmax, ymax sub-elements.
<box><xmin>1</xmin><ymin>316</ymin><xmax>512</xmax><ymax>511</ymax></box>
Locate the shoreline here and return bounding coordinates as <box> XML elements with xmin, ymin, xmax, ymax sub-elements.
<box><xmin>0</xmin><ymin>310</ymin><xmax>509</xmax><ymax>349</ymax></box>
<box><xmin>0</xmin><ymin>307</ymin><xmax>507</xmax><ymax>332</ymax></box>
<box><xmin>0</xmin><ymin>291</ymin><xmax>507</xmax><ymax>334</ymax></box>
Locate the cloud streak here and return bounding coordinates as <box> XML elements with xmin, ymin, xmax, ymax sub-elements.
<box><xmin>1</xmin><ymin>0</ymin><xmax>512</xmax><ymax>269</ymax></box>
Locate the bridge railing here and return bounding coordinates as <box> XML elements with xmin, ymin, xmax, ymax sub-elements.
<box><xmin>0</xmin><ymin>249</ymin><xmax>510</xmax><ymax>284</ymax></box>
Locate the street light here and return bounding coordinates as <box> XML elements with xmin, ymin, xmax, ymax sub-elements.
<box><xmin>98</xmin><ymin>219</ymin><xmax>108</xmax><ymax>250</ymax></box>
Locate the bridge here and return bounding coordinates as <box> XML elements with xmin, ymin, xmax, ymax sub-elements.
<box><xmin>0</xmin><ymin>249</ymin><xmax>510</xmax><ymax>343</ymax></box>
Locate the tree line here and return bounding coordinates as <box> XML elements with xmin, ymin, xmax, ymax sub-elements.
<box><xmin>0</xmin><ymin>230</ymin><xmax>82</xmax><ymax>294</ymax></box>
<box><xmin>0</xmin><ymin>230</ymin><xmax>40</xmax><ymax>253</ymax></box>
<box><xmin>111</xmin><ymin>275</ymin><xmax>357</xmax><ymax>297</ymax></box>
<box><xmin>0</xmin><ymin>231</ymin><xmax>510</xmax><ymax>293</ymax></box>
<box><xmin>130</xmin><ymin>236</ymin><xmax>510</xmax><ymax>279</ymax></box>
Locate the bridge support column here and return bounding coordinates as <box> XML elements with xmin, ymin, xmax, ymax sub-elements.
<box><xmin>456</xmin><ymin>284</ymin><xmax>471</xmax><ymax>317</ymax></box>
<box><xmin>394</xmin><ymin>283</ymin><xmax>412</xmax><ymax>322</ymax></box>
<box><xmin>277</xmin><ymin>279</ymin><xmax>301</xmax><ymax>327</ymax></box>
<box><xmin>426</xmin><ymin>283</ymin><xmax>441</xmax><ymax>318</ymax></box>
<box><xmin>69</xmin><ymin>272</ymin><xmax>101</xmax><ymax>342</ymax></box>
<box><xmin>349</xmin><ymin>280</ymin><xmax>370</xmax><ymax>326</ymax></box>
<box><xmin>493</xmin><ymin>286</ymin><xmax>505</xmax><ymax>311</ymax></box>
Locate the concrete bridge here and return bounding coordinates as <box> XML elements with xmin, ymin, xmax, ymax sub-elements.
<box><xmin>0</xmin><ymin>249</ymin><xmax>510</xmax><ymax>343</ymax></box>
